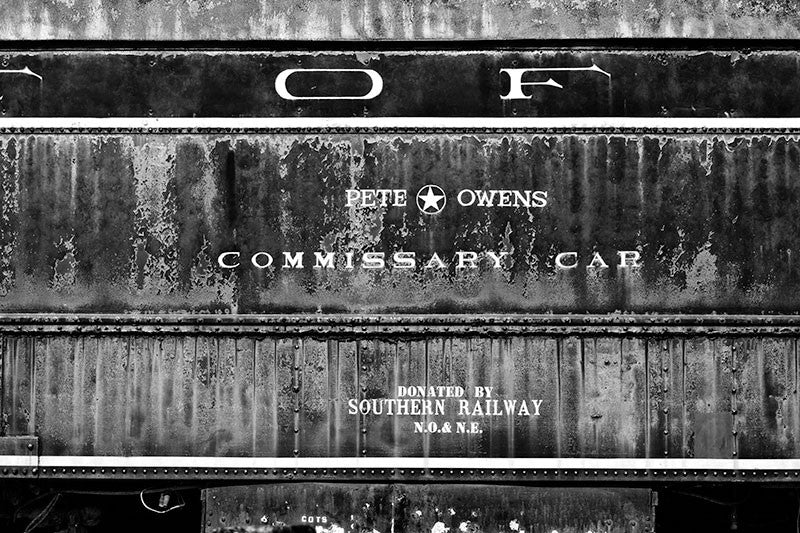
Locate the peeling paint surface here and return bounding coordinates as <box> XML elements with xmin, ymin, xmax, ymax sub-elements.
<box><xmin>2</xmin><ymin>331</ymin><xmax>797</xmax><ymax>460</ymax></box>
<box><xmin>1</xmin><ymin>133</ymin><xmax>800</xmax><ymax>313</ymax></box>
<box><xmin>2</xmin><ymin>0</ymin><xmax>800</xmax><ymax>40</ymax></box>
<box><xmin>203</xmin><ymin>484</ymin><xmax>651</xmax><ymax>533</ymax></box>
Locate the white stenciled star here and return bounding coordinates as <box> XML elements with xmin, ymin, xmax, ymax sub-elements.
<box><xmin>416</xmin><ymin>185</ymin><xmax>446</xmax><ymax>214</ymax></box>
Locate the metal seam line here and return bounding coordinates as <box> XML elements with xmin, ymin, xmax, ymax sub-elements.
<box><xmin>0</xmin><ymin>456</ymin><xmax>795</xmax><ymax>470</ymax></box>
<box><xmin>1</xmin><ymin>117</ymin><xmax>800</xmax><ymax>130</ymax></box>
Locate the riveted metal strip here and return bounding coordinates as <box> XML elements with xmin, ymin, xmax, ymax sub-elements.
<box><xmin>6</xmin><ymin>456</ymin><xmax>799</xmax><ymax>482</ymax></box>
<box><xmin>1</xmin><ymin>314</ymin><xmax>800</xmax><ymax>337</ymax></box>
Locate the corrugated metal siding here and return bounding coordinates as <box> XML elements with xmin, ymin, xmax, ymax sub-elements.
<box><xmin>2</xmin><ymin>133</ymin><xmax>800</xmax><ymax>313</ymax></box>
<box><xmin>2</xmin><ymin>332</ymin><xmax>797</xmax><ymax>459</ymax></box>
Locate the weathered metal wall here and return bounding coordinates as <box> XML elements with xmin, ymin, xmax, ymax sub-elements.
<box><xmin>203</xmin><ymin>484</ymin><xmax>653</xmax><ymax>533</ymax></box>
<box><xmin>3</xmin><ymin>326</ymin><xmax>797</xmax><ymax>461</ymax></box>
<box><xmin>1</xmin><ymin>0</ymin><xmax>799</xmax><ymax>40</ymax></box>
<box><xmin>1</xmin><ymin>131</ymin><xmax>800</xmax><ymax>313</ymax></box>
<box><xmin>3</xmin><ymin>50</ymin><xmax>800</xmax><ymax>117</ymax></box>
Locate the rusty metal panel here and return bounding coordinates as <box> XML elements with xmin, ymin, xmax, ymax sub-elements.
<box><xmin>203</xmin><ymin>483</ymin><xmax>653</xmax><ymax>533</ymax></box>
<box><xmin>0</xmin><ymin>435</ymin><xmax>37</xmax><ymax>456</ymax></box>
<box><xmin>683</xmin><ymin>338</ymin><xmax>735</xmax><ymax>458</ymax></box>
<box><xmin>4</xmin><ymin>131</ymin><xmax>800</xmax><ymax>314</ymax></box>
<box><xmin>4</xmin><ymin>330</ymin><xmax>797</xmax><ymax>461</ymax></box>
<box><xmin>2</xmin><ymin>0</ymin><xmax>800</xmax><ymax>40</ymax></box>
<box><xmin>735</xmin><ymin>338</ymin><xmax>799</xmax><ymax>458</ymax></box>
<box><xmin>1</xmin><ymin>336</ymin><xmax>33</xmax><ymax>436</ymax></box>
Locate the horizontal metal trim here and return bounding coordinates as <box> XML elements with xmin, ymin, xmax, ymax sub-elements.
<box><xmin>28</xmin><ymin>456</ymin><xmax>800</xmax><ymax>471</ymax></box>
<box><xmin>5</xmin><ymin>39</ymin><xmax>800</xmax><ymax>52</ymax></box>
<box><xmin>0</xmin><ymin>456</ymin><xmax>37</xmax><ymax>467</ymax></box>
<box><xmin>1</xmin><ymin>313</ymin><xmax>800</xmax><ymax>336</ymax></box>
<box><xmin>3</xmin><ymin>455</ymin><xmax>799</xmax><ymax>480</ymax></box>
<box><xmin>0</xmin><ymin>117</ymin><xmax>800</xmax><ymax>134</ymax></box>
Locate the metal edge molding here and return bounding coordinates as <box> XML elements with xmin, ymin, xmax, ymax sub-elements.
<box><xmin>1</xmin><ymin>117</ymin><xmax>800</xmax><ymax>134</ymax></box>
<box><xmin>1</xmin><ymin>456</ymin><xmax>799</xmax><ymax>481</ymax></box>
<box><xmin>2</xmin><ymin>313</ymin><xmax>800</xmax><ymax>336</ymax></box>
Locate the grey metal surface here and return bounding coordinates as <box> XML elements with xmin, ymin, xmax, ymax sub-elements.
<box><xmin>0</xmin><ymin>0</ymin><xmax>799</xmax><ymax>40</ymax></box>
<box><xmin>203</xmin><ymin>483</ymin><xmax>653</xmax><ymax>533</ymax></box>
<box><xmin>0</xmin><ymin>435</ymin><xmax>37</xmax><ymax>455</ymax></box>
<box><xmin>1</xmin><ymin>330</ymin><xmax>797</xmax><ymax>462</ymax></box>
<box><xmin>2</xmin><ymin>130</ymin><xmax>800</xmax><ymax>314</ymax></box>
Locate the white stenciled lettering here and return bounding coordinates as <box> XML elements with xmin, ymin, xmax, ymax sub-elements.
<box><xmin>393</xmin><ymin>251</ymin><xmax>416</xmax><ymax>269</ymax></box>
<box><xmin>275</xmin><ymin>69</ymin><xmax>383</xmax><ymax>100</ymax></box>
<box><xmin>217</xmin><ymin>252</ymin><xmax>240</xmax><ymax>268</ymax></box>
<box><xmin>587</xmin><ymin>252</ymin><xmax>609</xmax><ymax>269</ymax></box>
<box><xmin>282</xmin><ymin>251</ymin><xmax>304</xmax><ymax>269</ymax></box>
<box><xmin>425</xmin><ymin>253</ymin><xmax>447</xmax><ymax>269</ymax></box>
<box><xmin>251</xmin><ymin>252</ymin><xmax>273</xmax><ymax>269</ymax></box>
<box><xmin>617</xmin><ymin>250</ymin><xmax>642</xmax><ymax>268</ymax></box>
<box><xmin>313</xmin><ymin>252</ymin><xmax>335</xmax><ymax>269</ymax></box>
<box><xmin>555</xmin><ymin>252</ymin><xmax>578</xmax><ymax>269</ymax></box>
<box><xmin>500</xmin><ymin>64</ymin><xmax>611</xmax><ymax>100</ymax></box>
<box><xmin>362</xmin><ymin>252</ymin><xmax>385</xmax><ymax>269</ymax></box>
<box><xmin>456</xmin><ymin>251</ymin><xmax>478</xmax><ymax>269</ymax></box>
<box><xmin>486</xmin><ymin>251</ymin><xmax>508</xmax><ymax>268</ymax></box>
